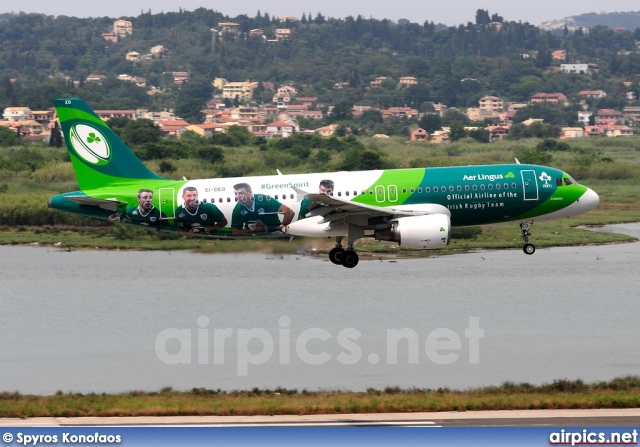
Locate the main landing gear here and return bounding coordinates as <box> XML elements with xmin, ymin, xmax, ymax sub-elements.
<box><xmin>328</xmin><ymin>236</ymin><xmax>360</xmax><ymax>268</ymax></box>
<box><xmin>520</xmin><ymin>222</ymin><xmax>535</xmax><ymax>255</ymax></box>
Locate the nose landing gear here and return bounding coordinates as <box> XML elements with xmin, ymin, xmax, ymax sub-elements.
<box><xmin>520</xmin><ymin>223</ymin><xmax>535</xmax><ymax>255</ymax></box>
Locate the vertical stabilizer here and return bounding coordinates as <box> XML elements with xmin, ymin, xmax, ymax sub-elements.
<box><xmin>54</xmin><ymin>98</ymin><xmax>163</xmax><ymax>190</ymax></box>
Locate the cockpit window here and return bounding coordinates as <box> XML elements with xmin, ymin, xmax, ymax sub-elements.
<box><xmin>556</xmin><ymin>178</ymin><xmax>563</xmax><ymax>186</ymax></box>
<box><xmin>563</xmin><ymin>178</ymin><xmax>573</xmax><ymax>186</ymax></box>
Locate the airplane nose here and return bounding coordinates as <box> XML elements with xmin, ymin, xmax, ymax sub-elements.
<box><xmin>581</xmin><ymin>188</ymin><xmax>600</xmax><ymax>211</ymax></box>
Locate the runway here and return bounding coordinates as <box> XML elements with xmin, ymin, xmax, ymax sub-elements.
<box><xmin>2</xmin><ymin>409</ymin><xmax>639</xmax><ymax>427</ymax></box>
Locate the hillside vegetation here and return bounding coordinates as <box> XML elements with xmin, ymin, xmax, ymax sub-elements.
<box><xmin>0</xmin><ymin>8</ymin><xmax>639</xmax><ymax>116</ymax></box>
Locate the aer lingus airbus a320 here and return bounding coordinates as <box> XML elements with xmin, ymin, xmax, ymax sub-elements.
<box><xmin>48</xmin><ymin>98</ymin><xmax>600</xmax><ymax>268</ymax></box>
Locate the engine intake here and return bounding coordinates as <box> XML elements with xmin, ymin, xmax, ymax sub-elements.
<box><xmin>375</xmin><ymin>214</ymin><xmax>450</xmax><ymax>249</ymax></box>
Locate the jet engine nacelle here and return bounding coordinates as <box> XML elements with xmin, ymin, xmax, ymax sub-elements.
<box><xmin>375</xmin><ymin>214</ymin><xmax>451</xmax><ymax>249</ymax></box>
<box><xmin>284</xmin><ymin>215</ymin><xmax>349</xmax><ymax>237</ymax></box>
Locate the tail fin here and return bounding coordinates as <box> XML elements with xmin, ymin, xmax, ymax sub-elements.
<box><xmin>54</xmin><ymin>98</ymin><xmax>163</xmax><ymax>191</ymax></box>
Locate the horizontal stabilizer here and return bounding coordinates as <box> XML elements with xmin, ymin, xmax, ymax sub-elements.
<box><xmin>64</xmin><ymin>195</ymin><xmax>127</xmax><ymax>212</ymax></box>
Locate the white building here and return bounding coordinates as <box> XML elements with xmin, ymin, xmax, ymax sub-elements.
<box><xmin>3</xmin><ymin>107</ymin><xmax>31</xmax><ymax>122</ymax></box>
<box><xmin>561</xmin><ymin>64</ymin><xmax>588</xmax><ymax>74</ymax></box>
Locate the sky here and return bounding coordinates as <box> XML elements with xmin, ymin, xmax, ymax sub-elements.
<box><xmin>8</xmin><ymin>1</ymin><xmax>640</xmax><ymax>26</ymax></box>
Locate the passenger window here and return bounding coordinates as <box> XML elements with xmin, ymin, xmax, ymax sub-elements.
<box><xmin>353</xmin><ymin>191</ymin><xmax>357</xmax><ymax>196</ymax></box>
<box><xmin>504</xmin><ymin>183</ymin><xmax>508</xmax><ymax>189</ymax></box>
<box><xmin>369</xmin><ymin>190</ymin><xmax>373</xmax><ymax>195</ymax></box>
<box><xmin>258</xmin><ymin>196</ymin><xmax>263</xmax><ymax>201</ymax></box>
<box><xmin>338</xmin><ymin>191</ymin><xmax>342</xmax><ymax>197</ymax></box>
<box><xmin>203</xmin><ymin>199</ymin><xmax>207</xmax><ymax>203</ymax></box>
<box><xmin>511</xmin><ymin>183</ymin><xmax>517</xmax><ymax>189</ymax></box>
<box><xmin>488</xmin><ymin>184</ymin><xmax>493</xmax><ymax>190</ymax></box>
<box><xmin>291</xmin><ymin>194</ymin><xmax>294</xmax><ymax>199</ymax></box>
<box><xmin>496</xmin><ymin>183</ymin><xmax>501</xmax><ymax>189</ymax></box>
<box><xmin>473</xmin><ymin>185</ymin><xmax>478</xmax><ymax>190</ymax></box>
<box><xmin>274</xmin><ymin>195</ymin><xmax>279</xmax><ymax>200</ymax></box>
<box><xmin>465</xmin><ymin>185</ymin><xmax>470</xmax><ymax>191</ymax></box>
<box><xmin>426</xmin><ymin>187</ymin><xmax>430</xmax><ymax>193</ymax></box>
<box><xmin>418</xmin><ymin>187</ymin><xmax>423</xmax><ymax>193</ymax></box>
<box><xmin>345</xmin><ymin>191</ymin><xmax>349</xmax><ymax>196</ymax></box>
<box><xmin>448</xmin><ymin>186</ymin><xmax>453</xmax><ymax>191</ymax></box>
<box><xmin>227</xmin><ymin>197</ymin><xmax>231</xmax><ymax>202</ymax></box>
<box><xmin>410</xmin><ymin>188</ymin><xmax>415</xmax><ymax>193</ymax></box>
<box><xmin>402</xmin><ymin>188</ymin><xmax>407</xmax><ymax>194</ymax></box>
<box><xmin>441</xmin><ymin>186</ymin><xmax>446</xmax><ymax>191</ymax></box>
<box><xmin>480</xmin><ymin>184</ymin><xmax>485</xmax><ymax>190</ymax></box>
<box><xmin>266</xmin><ymin>196</ymin><xmax>271</xmax><ymax>201</ymax></box>
<box><xmin>433</xmin><ymin>186</ymin><xmax>438</xmax><ymax>192</ymax></box>
<box><xmin>556</xmin><ymin>178</ymin><xmax>563</xmax><ymax>186</ymax></box>
<box><xmin>457</xmin><ymin>185</ymin><xmax>461</xmax><ymax>191</ymax></box>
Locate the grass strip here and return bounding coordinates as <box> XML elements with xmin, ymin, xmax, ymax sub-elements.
<box><xmin>2</xmin><ymin>377</ymin><xmax>640</xmax><ymax>418</ymax></box>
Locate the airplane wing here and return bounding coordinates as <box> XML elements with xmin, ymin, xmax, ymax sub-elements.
<box><xmin>293</xmin><ymin>187</ymin><xmax>450</xmax><ymax>224</ymax></box>
<box><xmin>64</xmin><ymin>195</ymin><xmax>128</xmax><ymax>212</ymax></box>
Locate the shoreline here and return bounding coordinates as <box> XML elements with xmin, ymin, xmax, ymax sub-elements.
<box><xmin>0</xmin><ymin>222</ymin><xmax>637</xmax><ymax>259</ymax></box>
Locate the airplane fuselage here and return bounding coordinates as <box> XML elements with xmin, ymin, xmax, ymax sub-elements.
<box><xmin>48</xmin><ymin>97</ymin><xmax>601</xmax><ymax>267</ymax></box>
<box><xmin>49</xmin><ymin>163</ymin><xmax>598</xmax><ymax>236</ymax></box>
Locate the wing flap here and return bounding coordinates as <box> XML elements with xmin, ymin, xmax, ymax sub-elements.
<box><xmin>293</xmin><ymin>187</ymin><xmax>451</xmax><ymax>223</ymax></box>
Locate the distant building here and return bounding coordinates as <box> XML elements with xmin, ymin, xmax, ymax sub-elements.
<box><xmin>561</xmin><ymin>64</ymin><xmax>588</xmax><ymax>74</ymax></box>
<box><xmin>410</xmin><ymin>128</ymin><xmax>428</xmax><ymax>142</ymax></box>
<box><xmin>3</xmin><ymin>106</ymin><xmax>31</xmax><ymax>122</ymax></box>
<box><xmin>578</xmin><ymin>111</ymin><xmax>592</xmax><ymax>125</ymax></box>
<box><xmin>113</xmin><ymin>20</ymin><xmax>132</xmax><ymax>37</ymax></box>
<box><xmin>275</xmin><ymin>29</ymin><xmax>292</xmax><ymax>40</ymax></box>
<box><xmin>222</xmin><ymin>80</ymin><xmax>259</xmax><ymax>100</ymax></box>
<box><xmin>398</xmin><ymin>76</ymin><xmax>418</xmax><ymax>88</ymax></box>
<box><xmin>218</xmin><ymin>22</ymin><xmax>241</xmax><ymax>36</ymax></box>
<box><xmin>86</xmin><ymin>74</ymin><xmax>106</xmax><ymax>83</ymax></box>
<box><xmin>596</xmin><ymin>109</ymin><xmax>623</xmax><ymax>124</ymax></box>
<box><xmin>125</xmin><ymin>51</ymin><xmax>140</xmax><ymax>62</ymax></box>
<box><xmin>101</xmin><ymin>33</ymin><xmax>118</xmax><ymax>43</ymax></box>
<box><xmin>530</xmin><ymin>93</ymin><xmax>568</xmax><ymax>106</ymax></box>
<box><xmin>172</xmin><ymin>72</ymin><xmax>190</xmax><ymax>85</ymax></box>
<box><xmin>370</xmin><ymin>77</ymin><xmax>388</xmax><ymax>88</ymax></box>
<box><xmin>561</xmin><ymin>127</ymin><xmax>585</xmax><ymax>139</ymax></box>
<box><xmin>94</xmin><ymin>109</ymin><xmax>137</xmax><ymax>121</ymax></box>
<box><xmin>578</xmin><ymin>90</ymin><xmax>606</xmax><ymax>99</ymax></box>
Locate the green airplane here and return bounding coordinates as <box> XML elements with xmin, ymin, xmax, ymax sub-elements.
<box><xmin>48</xmin><ymin>98</ymin><xmax>599</xmax><ymax>268</ymax></box>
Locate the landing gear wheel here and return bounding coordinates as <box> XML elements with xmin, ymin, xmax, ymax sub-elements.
<box><xmin>329</xmin><ymin>247</ymin><xmax>345</xmax><ymax>265</ymax></box>
<box><xmin>519</xmin><ymin>222</ymin><xmax>535</xmax><ymax>255</ymax></box>
<box><xmin>342</xmin><ymin>251</ymin><xmax>359</xmax><ymax>269</ymax></box>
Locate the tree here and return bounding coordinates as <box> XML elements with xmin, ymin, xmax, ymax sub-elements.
<box><xmin>49</xmin><ymin>121</ymin><xmax>63</xmax><ymax>148</ymax></box>
<box><xmin>449</xmin><ymin>121</ymin><xmax>468</xmax><ymax>142</ymax></box>
<box><xmin>339</xmin><ymin>147</ymin><xmax>386</xmax><ymax>170</ymax></box>
<box><xmin>119</xmin><ymin>119</ymin><xmax>162</xmax><ymax>146</ymax></box>
<box><xmin>469</xmin><ymin>128</ymin><xmax>490</xmax><ymax>143</ymax></box>
<box><xmin>329</xmin><ymin>101</ymin><xmax>354</xmax><ymax>122</ymax></box>
<box><xmin>514</xmin><ymin>147</ymin><xmax>553</xmax><ymax>165</ymax></box>
<box><xmin>0</xmin><ymin>126</ymin><xmax>21</xmax><ymax>147</ymax></box>
<box><xmin>179</xmin><ymin>78</ymin><xmax>214</xmax><ymax>102</ymax></box>
<box><xmin>175</xmin><ymin>98</ymin><xmax>206</xmax><ymax>124</ymax></box>
<box><xmin>475</xmin><ymin>9</ymin><xmax>491</xmax><ymax>25</ymax></box>
<box><xmin>418</xmin><ymin>114</ymin><xmax>442</xmax><ymax>133</ymax></box>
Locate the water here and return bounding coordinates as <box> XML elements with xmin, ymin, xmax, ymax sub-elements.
<box><xmin>1</xmin><ymin>224</ymin><xmax>639</xmax><ymax>395</ymax></box>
